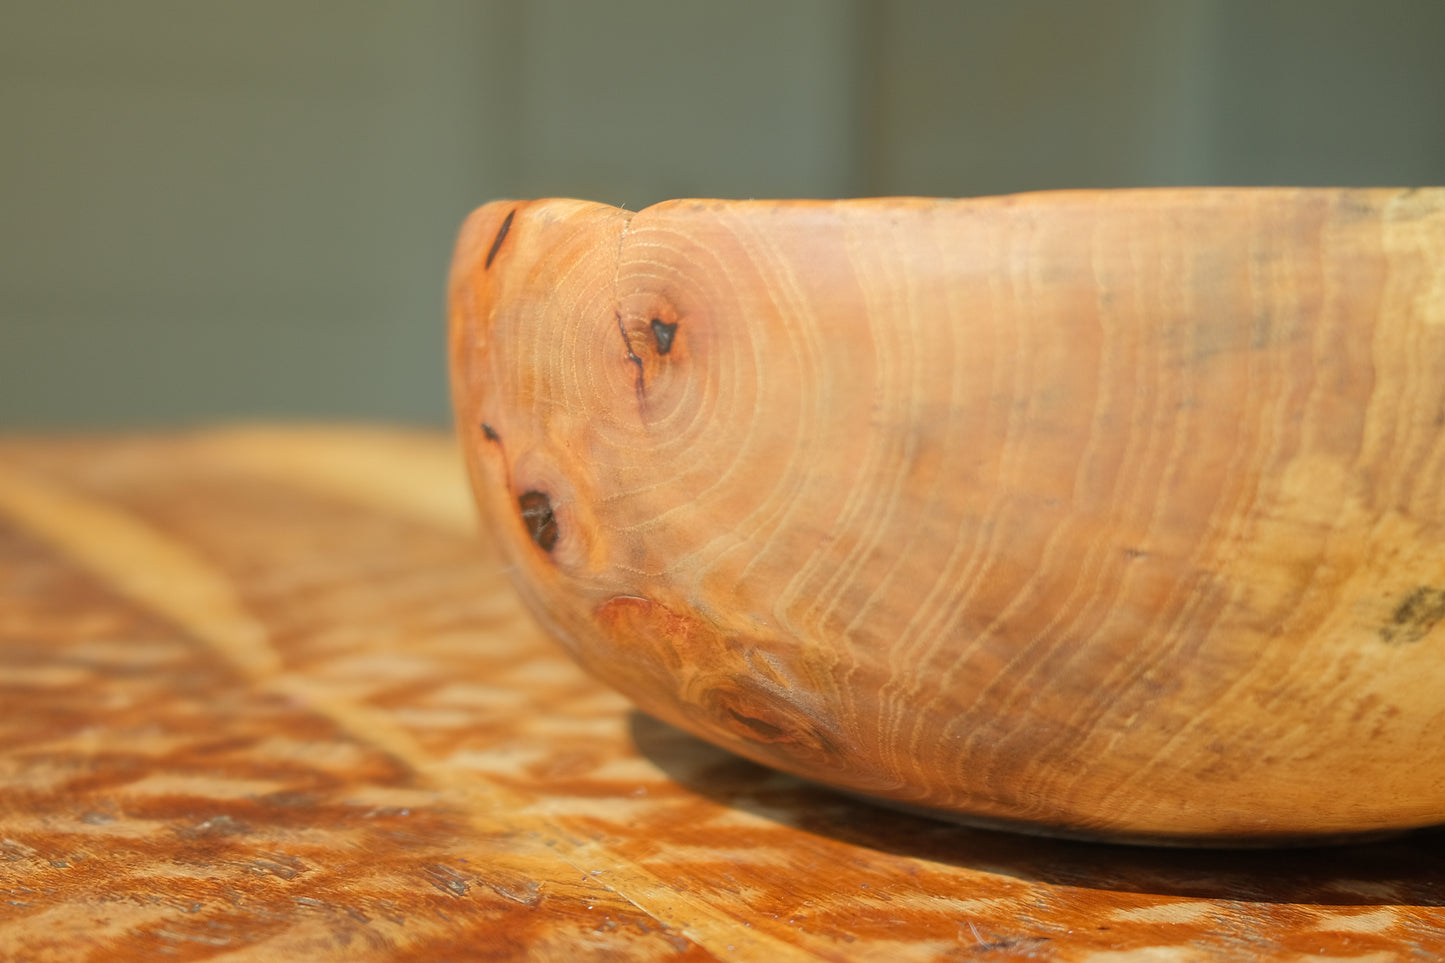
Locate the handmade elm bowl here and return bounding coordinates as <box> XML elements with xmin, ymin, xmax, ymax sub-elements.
<box><xmin>448</xmin><ymin>189</ymin><xmax>1445</xmax><ymax>845</ymax></box>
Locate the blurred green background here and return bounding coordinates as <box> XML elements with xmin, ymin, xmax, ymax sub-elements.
<box><xmin>3</xmin><ymin>0</ymin><xmax>1444</xmax><ymax>430</ymax></box>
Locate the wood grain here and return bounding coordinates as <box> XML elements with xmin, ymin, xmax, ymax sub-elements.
<box><xmin>1</xmin><ymin>427</ymin><xmax>1444</xmax><ymax>959</ymax></box>
<box><xmin>449</xmin><ymin>189</ymin><xmax>1445</xmax><ymax>843</ymax></box>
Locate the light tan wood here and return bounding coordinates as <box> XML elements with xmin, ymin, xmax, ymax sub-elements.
<box><xmin>450</xmin><ymin>189</ymin><xmax>1445</xmax><ymax>843</ymax></box>
<box><xmin>3</xmin><ymin>426</ymin><xmax>1445</xmax><ymax>960</ymax></box>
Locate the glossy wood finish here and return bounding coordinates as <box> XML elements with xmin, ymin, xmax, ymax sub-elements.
<box><xmin>1</xmin><ymin>427</ymin><xmax>1444</xmax><ymax>960</ymax></box>
<box><xmin>450</xmin><ymin>189</ymin><xmax>1445</xmax><ymax>843</ymax></box>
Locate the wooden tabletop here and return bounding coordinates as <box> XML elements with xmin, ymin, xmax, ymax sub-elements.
<box><xmin>1</xmin><ymin>425</ymin><xmax>1442</xmax><ymax>962</ymax></box>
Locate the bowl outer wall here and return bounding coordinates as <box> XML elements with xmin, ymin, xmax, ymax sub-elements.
<box><xmin>449</xmin><ymin>189</ymin><xmax>1445</xmax><ymax>842</ymax></box>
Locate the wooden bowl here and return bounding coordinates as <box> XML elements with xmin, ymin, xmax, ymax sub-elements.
<box><xmin>448</xmin><ymin>189</ymin><xmax>1445</xmax><ymax>845</ymax></box>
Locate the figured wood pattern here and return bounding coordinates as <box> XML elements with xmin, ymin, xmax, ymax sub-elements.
<box><xmin>2</xmin><ymin>427</ymin><xmax>1443</xmax><ymax>960</ymax></box>
<box><xmin>450</xmin><ymin>190</ymin><xmax>1445</xmax><ymax>843</ymax></box>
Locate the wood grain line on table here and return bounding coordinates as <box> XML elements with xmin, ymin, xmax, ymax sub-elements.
<box><xmin>185</xmin><ymin>425</ymin><xmax>480</xmax><ymax>535</ymax></box>
<box><xmin>0</xmin><ymin>462</ymin><xmax>282</xmax><ymax>682</ymax></box>
<box><xmin>0</xmin><ymin>454</ymin><xmax>826</xmax><ymax>963</ymax></box>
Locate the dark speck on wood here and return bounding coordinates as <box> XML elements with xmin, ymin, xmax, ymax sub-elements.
<box><xmin>485</xmin><ymin>209</ymin><xmax>516</xmax><ymax>269</ymax></box>
<box><xmin>518</xmin><ymin>490</ymin><xmax>559</xmax><ymax>552</ymax></box>
<box><xmin>1381</xmin><ymin>586</ymin><xmax>1445</xmax><ymax>644</ymax></box>
<box><xmin>650</xmin><ymin>318</ymin><xmax>679</xmax><ymax>355</ymax></box>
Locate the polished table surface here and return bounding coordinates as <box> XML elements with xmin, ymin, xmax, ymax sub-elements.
<box><xmin>1</xmin><ymin>426</ymin><xmax>1442</xmax><ymax>962</ymax></box>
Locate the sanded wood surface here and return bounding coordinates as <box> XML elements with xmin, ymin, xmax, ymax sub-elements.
<box><xmin>1</xmin><ymin>426</ymin><xmax>1443</xmax><ymax>961</ymax></box>
<box><xmin>450</xmin><ymin>189</ymin><xmax>1445</xmax><ymax>843</ymax></box>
